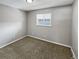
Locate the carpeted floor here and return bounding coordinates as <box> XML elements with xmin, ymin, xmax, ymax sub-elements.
<box><xmin>0</xmin><ymin>36</ymin><xmax>73</xmax><ymax>59</ymax></box>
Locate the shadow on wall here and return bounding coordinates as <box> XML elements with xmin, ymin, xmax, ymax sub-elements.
<box><xmin>0</xmin><ymin>22</ymin><xmax>22</xmax><ymax>46</ymax></box>
<box><xmin>0</xmin><ymin>4</ymin><xmax>28</xmax><ymax>47</ymax></box>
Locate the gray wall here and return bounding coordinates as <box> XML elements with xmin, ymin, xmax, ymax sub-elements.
<box><xmin>0</xmin><ymin>4</ymin><xmax>28</xmax><ymax>47</ymax></box>
<box><xmin>28</xmin><ymin>6</ymin><xmax>72</xmax><ymax>46</ymax></box>
<box><xmin>72</xmin><ymin>0</ymin><xmax>78</xmax><ymax>58</ymax></box>
<box><xmin>0</xmin><ymin>3</ymin><xmax>77</xmax><ymax>58</ymax></box>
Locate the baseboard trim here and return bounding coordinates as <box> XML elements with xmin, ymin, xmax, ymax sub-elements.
<box><xmin>27</xmin><ymin>35</ymin><xmax>77</xmax><ymax>59</ymax></box>
<box><xmin>0</xmin><ymin>34</ymin><xmax>76</xmax><ymax>59</ymax></box>
<box><xmin>27</xmin><ymin>35</ymin><xmax>71</xmax><ymax>48</ymax></box>
<box><xmin>71</xmin><ymin>48</ymin><xmax>76</xmax><ymax>59</ymax></box>
<box><xmin>0</xmin><ymin>35</ymin><xmax>71</xmax><ymax>48</ymax></box>
<box><xmin>0</xmin><ymin>35</ymin><xmax>27</xmax><ymax>48</ymax></box>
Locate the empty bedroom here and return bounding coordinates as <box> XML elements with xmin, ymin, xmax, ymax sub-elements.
<box><xmin>0</xmin><ymin>0</ymin><xmax>78</xmax><ymax>59</ymax></box>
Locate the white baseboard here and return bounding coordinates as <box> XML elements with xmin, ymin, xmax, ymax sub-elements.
<box><xmin>27</xmin><ymin>35</ymin><xmax>77</xmax><ymax>59</ymax></box>
<box><xmin>0</xmin><ymin>35</ymin><xmax>71</xmax><ymax>48</ymax></box>
<box><xmin>0</xmin><ymin>35</ymin><xmax>27</xmax><ymax>48</ymax></box>
<box><xmin>71</xmin><ymin>48</ymin><xmax>76</xmax><ymax>59</ymax></box>
<box><xmin>0</xmin><ymin>34</ymin><xmax>76</xmax><ymax>59</ymax></box>
<box><xmin>27</xmin><ymin>35</ymin><xmax>71</xmax><ymax>48</ymax></box>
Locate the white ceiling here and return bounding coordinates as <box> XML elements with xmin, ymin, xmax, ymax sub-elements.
<box><xmin>0</xmin><ymin>0</ymin><xmax>74</xmax><ymax>11</ymax></box>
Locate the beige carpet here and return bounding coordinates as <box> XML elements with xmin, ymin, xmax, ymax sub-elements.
<box><xmin>0</xmin><ymin>36</ymin><xmax>73</xmax><ymax>59</ymax></box>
